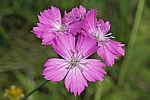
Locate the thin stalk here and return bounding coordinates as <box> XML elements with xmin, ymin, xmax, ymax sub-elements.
<box><xmin>94</xmin><ymin>81</ymin><xmax>103</xmax><ymax>100</ymax></box>
<box><xmin>23</xmin><ymin>80</ymin><xmax>49</xmax><ymax>100</ymax></box>
<box><xmin>94</xmin><ymin>55</ymin><xmax>104</xmax><ymax>100</ymax></box>
<box><xmin>14</xmin><ymin>71</ymin><xmax>36</xmax><ymax>100</ymax></box>
<box><xmin>118</xmin><ymin>0</ymin><xmax>145</xmax><ymax>87</ymax></box>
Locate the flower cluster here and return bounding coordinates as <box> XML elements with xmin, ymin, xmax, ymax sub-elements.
<box><xmin>32</xmin><ymin>5</ymin><xmax>125</xmax><ymax>96</ymax></box>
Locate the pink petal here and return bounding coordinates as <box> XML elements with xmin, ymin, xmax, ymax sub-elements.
<box><xmin>65</xmin><ymin>67</ymin><xmax>88</xmax><ymax>96</ymax></box>
<box><xmin>110</xmin><ymin>39</ymin><xmax>125</xmax><ymax>47</ymax></box>
<box><xmin>41</xmin><ymin>32</ymin><xmax>55</xmax><ymax>45</ymax></box>
<box><xmin>67</xmin><ymin>21</ymin><xmax>83</xmax><ymax>35</ymax></box>
<box><xmin>77</xmin><ymin>35</ymin><xmax>98</xmax><ymax>59</ymax></box>
<box><xmin>52</xmin><ymin>34</ymin><xmax>75</xmax><ymax>60</ymax></box>
<box><xmin>42</xmin><ymin>59</ymin><xmax>69</xmax><ymax>82</ymax></box>
<box><xmin>38</xmin><ymin>6</ymin><xmax>61</xmax><ymax>28</ymax></box>
<box><xmin>79</xmin><ymin>5</ymin><xmax>86</xmax><ymax>14</ymax></box>
<box><xmin>63</xmin><ymin>5</ymin><xmax>86</xmax><ymax>35</ymax></box>
<box><xmin>97</xmin><ymin>19</ymin><xmax>110</xmax><ymax>34</ymax></box>
<box><xmin>106</xmin><ymin>40</ymin><xmax>125</xmax><ymax>56</ymax></box>
<box><xmin>63</xmin><ymin>5</ymin><xmax>86</xmax><ymax>24</ymax></box>
<box><xmin>32</xmin><ymin>6</ymin><xmax>62</xmax><ymax>45</ymax></box>
<box><xmin>97</xmin><ymin>45</ymin><xmax>118</xmax><ymax>66</ymax></box>
<box><xmin>97</xmin><ymin>40</ymin><xmax>125</xmax><ymax>66</ymax></box>
<box><xmin>104</xmin><ymin>21</ymin><xmax>110</xmax><ymax>34</ymax></box>
<box><xmin>80</xmin><ymin>59</ymin><xmax>106</xmax><ymax>82</ymax></box>
<box><xmin>83</xmin><ymin>9</ymin><xmax>97</xmax><ymax>35</ymax></box>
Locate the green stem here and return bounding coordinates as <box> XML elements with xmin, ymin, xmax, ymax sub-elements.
<box><xmin>94</xmin><ymin>81</ymin><xmax>103</xmax><ymax>100</ymax></box>
<box><xmin>94</xmin><ymin>55</ymin><xmax>104</xmax><ymax>100</ymax></box>
<box><xmin>23</xmin><ymin>80</ymin><xmax>49</xmax><ymax>100</ymax></box>
<box><xmin>118</xmin><ymin>0</ymin><xmax>145</xmax><ymax>87</ymax></box>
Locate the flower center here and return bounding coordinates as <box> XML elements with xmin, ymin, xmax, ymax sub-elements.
<box><xmin>54</xmin><ymin>20</ymin><xmax>66</xmax><ymax>33</ymax></box>
<box><xmin>57</xmin><ymin>24</ymin><xmax>64</xmax><ymax>32</ymax></box>
<box><xmin>70</xmin><ymin>57</ymin><xmax>79</xmax><ymax>67</ymax></box>
<box><xmin>94</xmin><ymin>32</ymin><xmax>115</xmax><ymax>42</ymax></box>
<box><xmin>95</xmin><ymin>32</ymin><xmax>106</xmax><ymax>42</ymax></box>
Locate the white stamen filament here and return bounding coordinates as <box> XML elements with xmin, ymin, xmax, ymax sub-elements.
<box><xmin>54</xmin><ymin>20</ymin><xmax>65</xmax><ymax>32</ymax></box>
<box><xmin>105</xmin><ymin>33</ymin><xmax>112</xmax><ymax>36</ymax></box>
<box><xmin>94</xmin><ymin>31</ymin><xmax>115</xmax><ymax>42</ymax></box>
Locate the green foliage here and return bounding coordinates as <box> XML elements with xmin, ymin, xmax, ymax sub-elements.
<box><xmin>0</xmin><ymin>0</ymin><xmax>150</xmax><ymax>100</ymax></box>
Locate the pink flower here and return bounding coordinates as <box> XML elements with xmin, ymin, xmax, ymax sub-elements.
<box><xmin>62</xmin><ymin>5</ymin><xmax>86</xmax><ymax>35</ymax></box>
<box><xmin>63</xmin><ymin>5</ymin><xmax>86</xmax><ymax>24</ymax></box>
<box><xmin>42</xmin><ymin>34</ymin><xmax>106</xmax><ymax>96</ymax></box>
<box><xmin>32</xmin><ymin>6</ymin><xmax>83</xmax><ymax>45</ymax></box>
<box><xmin>83</xmin><ymin>9</ymin><xmax>125</xmax><ymax>66</ymax></box>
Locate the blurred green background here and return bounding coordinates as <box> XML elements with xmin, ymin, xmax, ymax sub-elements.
<box><xmin>0</xmin><ymin>0</ymin><xmax>150</xmax><ymax>100</ymax></box>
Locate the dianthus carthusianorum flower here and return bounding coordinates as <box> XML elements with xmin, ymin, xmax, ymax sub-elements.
<box><xmin>83</xmin><ymin>9</ymin><xmax>125</xmax><ymax>66</ymax></box>
<box><xmin>32</xmin><ymin>5</ymin><xmax>125</xmax><ymax>96</ymax></box>
<box><xmin>42</xmin><ymin>34</ymin><xmax>106</xmax><ymax>96</ymax></box>
<box><xmin>32</xmin><ymin>6</ymin><xmax>85</xmax><ymax>45</ymax></box>
<box><xmin>63</xmin><ymin>5</ymin><xmax>86</xmax><ymax>25</ymax></box>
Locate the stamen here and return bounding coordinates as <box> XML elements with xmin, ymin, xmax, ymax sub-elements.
<box><xmin>109</xmin><ymin>36</ymin><xmax>115</xmax><ymax>38</ymax></box>
<box><xmin>104</xmin><ymin>33</ymin><xmax>112</xmax><ymax>36</ymax></box>
<box><xmin>95</xmin><ymin>32</ymin><xmax>115</xmax><ymax>42</ymax></box>
<box><xmin>70</xmin><ymin>58</ymin><xmax>79</xmax><ymax>67</ymax></box>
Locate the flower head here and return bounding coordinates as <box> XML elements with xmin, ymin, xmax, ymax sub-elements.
<box><xmin>63</xmin><ymin>5</ymin><xmax>86</xmax><ymax>24</ymax></box>
<box><xmin>32</xmin><ymin>6</ymin><xmax>84</xmax><ymax>45</ymax></box>
<box><xmin>42</xmin><ymin>34</ymin><xmax>106</xmax><ymax>96</ymax></box>
<box><xmin>32</xmin><ymin>5</ymin><xmax>125</xmax><ymax>96</ymax></box>
<box><xmin>4</xmin><ymin>85</ymin><xmax>24</xmax><ymax>100</ymax></box>
<box><xmin>83</xmin><ymin>9</ymin><xmax>125</xmax><ymax>66</ymax></box>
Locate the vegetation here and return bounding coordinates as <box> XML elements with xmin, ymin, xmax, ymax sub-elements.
<box><xmin>0</xmin><ymin>0</ymin><xmax>150</xmax><ymax>100</ymax></box>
